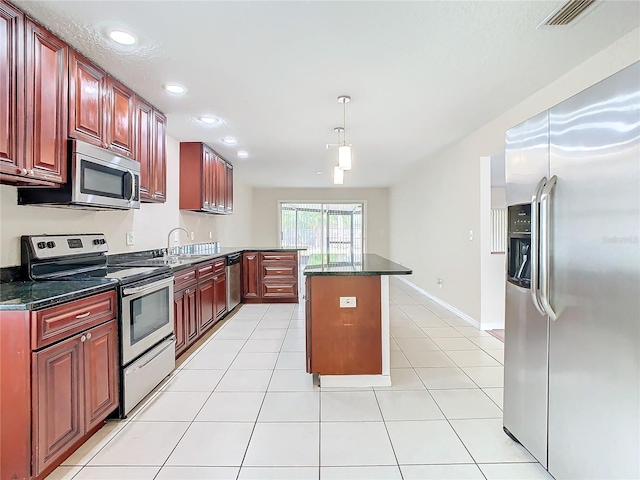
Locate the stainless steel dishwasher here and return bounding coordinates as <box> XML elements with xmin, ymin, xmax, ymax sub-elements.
<box><xmin>226</xmin><ymin>253</ymin><xmax>242</xmax><ymax>311</ymax></box>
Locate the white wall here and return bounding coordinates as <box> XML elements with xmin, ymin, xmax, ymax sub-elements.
<box><xmin>0</xmin><ymin>135</ymin><xmax>253</xmax><ymax>267</ymax></box>
<box><xmin>252</xmin><ymin>188</ymin><xmax>389</xmax><ymax>257</ymax></box>
<box><xmin>390</xmin><ymin>28</ymin><xmax>640</xmax><ymax>323</ymax></box>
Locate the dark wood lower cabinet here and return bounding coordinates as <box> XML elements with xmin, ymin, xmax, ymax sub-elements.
<box><xmin>174</xmin><ymin>264</ymin><xmax>227</xmax><ymax>359</ymax></box>
<box><xmin>33</xmin><ymin>334</ymin><xmax>84</xmax><ymax>476</ymax></box>
<box><xmin>174</xmin><ymin>285</ymin><xmax>197</xmax><ymax>359</ymax></box>
<box><xmin>84</xmin><ymin>321</ymin><xmax>118</xmax><ymax>431</ymax></box>
<box><xmin>242</xmin><ymin>251</ymin><xmax>299</xmax><ymax>303</ymax></box>
<box><xmin>197</xmin><ymin>277</ymin><xmax>215</xmax><ymax>332</ymax></box>
<box><xmin>32</xmin><ymin>319</ymin><xmax>118</xmax><ymax>477</ymax></box>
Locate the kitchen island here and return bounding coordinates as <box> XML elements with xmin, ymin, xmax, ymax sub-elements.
<box><xmin>304</xmin><ymin>254</ymin><xmax>411</xmax><ymax>387</ymax></box>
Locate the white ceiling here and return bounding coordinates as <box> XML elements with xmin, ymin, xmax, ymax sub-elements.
<box><xmin>13</xmin><ymin>1</ymin><xmax>640</xmax><ymax>188</ymax></box>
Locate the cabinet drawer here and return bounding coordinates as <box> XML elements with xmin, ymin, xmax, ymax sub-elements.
<box><xmin>213</xmin><ymin>258</ymin><xmax>226</xmax><ymax>275</ymax></box>
<box><xmin>196</xmin><ymin>261</ymin><xmax>215</xmax><ymax>280</ymax></box>
<box><xmin>262</xmin><ymin>264</ymin><xmax>297</xmax><ymax>280</ymax></box>
<box><xmin>262</xmin><ymin>282</ymin><xmax>298</xmax><ymax>298</ymax></box>
<box><xmin>261</xmin><ymin>252</ymin><xmax>297</xmax><ymax>263</ymax></box>
<box><xmin>174</xmin><ymin>267</ymin><xmax>197</xmax><ymax>290</ymax></box>
<box><xmin>33</xmin><ymin>290</ymin><xmax>117</xmax><ymax>350</ymax></box>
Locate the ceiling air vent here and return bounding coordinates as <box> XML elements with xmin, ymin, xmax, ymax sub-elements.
<box><xmin>540</xmin><ymin>0</ymin><xmax>600</xmax><ymax>27</ymax></box>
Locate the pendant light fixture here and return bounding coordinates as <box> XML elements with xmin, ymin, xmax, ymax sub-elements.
<box><xmin>337</xmin><ymin>95</ymin><xmax>352</xmax><ymax>170</ymax></box>
<box><xmin>333</xmin><ymin>166</ymin><xmax>344</xmax><ymax>185</ymax></box>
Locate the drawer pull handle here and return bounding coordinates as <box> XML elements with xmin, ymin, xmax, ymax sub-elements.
<box><xmin>76</xmin><ymin>311</ymin><xmax>91</xmax><ymax>319</ymax></box>
<box><xmin>277</xmin><ymin>288</ymin><xmax>283</xmax><ymax>291</ymax></box>
<box><xmin>200</xmin><ymin>266</ymin><xmax>213</xmax><ymax>272</ymax></box>
<box><xmin>80</xmin><ymin>335</ymin><xmax>86</xmax><ymax>342</ymax></box>
<box><xmin>86</xmin><ymin>333</ymin><xmax>91</xmax><ymax>340</ymax></box>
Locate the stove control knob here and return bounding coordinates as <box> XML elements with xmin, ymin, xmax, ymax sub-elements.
<box><xmin>101</xmin><ymin>239</ymin><xmax>107</xmax><ymax>244</ymax></box>
<box><xmin>46</xmin><ymin>241</ymin><xmax>56</xmax><ymax>248</ymax></box>
<box><xmin>37</xmin><ymin>242</ymin><xmax>46</xmax><ymax>249</ymax></box>
<box><xmin>93</xmin><ymin>239</ymin><xmax>101</xmax><ymax>245</ymax></box>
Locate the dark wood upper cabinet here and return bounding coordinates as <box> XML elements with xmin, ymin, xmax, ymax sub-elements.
<box><xmin>225</xmin><ymin>162</ymin><xmax>234</xmax><ymax>213</ymax></box>
<box><xmin>151</xmin><ymin>109</ymin><xmax>167</xmax><ymax>201</ymax></box>
<box><xmin>106</xmin><ymin>76</ymin><xmax>135</xmax><ymax>158</ymax></box>
<box><xmin>0</xmin><ymin>1</ymin><xmax>23</xmax><ymax>178</ymax></box>
<box><xmin>68</xmin><ymin>49</ymin><xmax>106</xmax><ymax>145</ymax></box>
<box><xmin>180</xmin><ymin>141</ymin><xmax>234</xmax><ymax>214</ymax></box>
<box><xmin>135</xmin><ymin>97</ymin><xmax>153</xmax><ymax>199</ymax></box>
<box><xmin>135</xmin><ymin>98</ymin><xmax>166</xmax><ymax>203</ymax></box>
<box><xmin>68</xmin><ymin>49</ymin><xmax>139</xmax><ymax>160</ymax></box>
<box><xmin>24</xmin><ymin>18</ymin><xmax>68</xmax><ymax>184</ymax></box>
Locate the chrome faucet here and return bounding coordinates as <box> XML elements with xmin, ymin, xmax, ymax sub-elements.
<box><xmin>167</xmin><ymin>227</ymin><xmax>190</xmax><ymax>257</ymax></box>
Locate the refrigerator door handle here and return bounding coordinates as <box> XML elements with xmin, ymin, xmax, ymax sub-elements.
<box><xmin>530</xmin><ymin>177</ymin><xmax>547</xmax><ymax>316</ymax></box>
<box><xmin>539</xmin><ymin>175</ymin><xmax>558</xmax><ymax>321</ymax></box>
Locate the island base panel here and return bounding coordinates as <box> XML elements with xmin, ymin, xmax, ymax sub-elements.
<box><xmin>306</xmin><ymin>275</ymin><xmax>382</xmax><ymax>375</ymax></box>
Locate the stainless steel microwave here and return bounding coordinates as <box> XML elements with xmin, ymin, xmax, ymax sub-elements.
<box><xmin>18</xmin><ymin>140</ymin><xmax>140</xmax><ymax>210</ymax></box>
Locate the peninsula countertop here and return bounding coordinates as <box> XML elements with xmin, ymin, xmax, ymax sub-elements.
<box><xmin>303</xmin><ymin>253</ymin><xmax>412</xmax><ymax>276</ymax></box>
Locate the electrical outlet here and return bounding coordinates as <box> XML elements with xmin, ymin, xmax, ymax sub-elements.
<box><xmin>174</xmin><ymin>231</ymin><xmax>179</xmax><ymax>242</ymax></box>
<box><xmin>209</xmin><ymin>231</ymin><xmax>213</xmax><ymax>239</ymax></box>
<box><xmin>339</xmin><ymin>296</ymin><xmax>357</xmax><ymax>308</ymax></box>
<box><xmin>437</xmin><ymin>278</ymin><xmax>443</xmax><ymax>288</ymax></box>
<box><xmin>469</xmin><ymin>230</ymin><xmax>474</xmax><ymax>241</ymax></box>
<box><xmin>190</xmin><ymin>231</ymin><xmax>195</xmax><ymax>240</ymax></box>
<box><xmin>126</xmin><ymin>232</ymin><xmax>135</xmax><ymax>246</ymax></box>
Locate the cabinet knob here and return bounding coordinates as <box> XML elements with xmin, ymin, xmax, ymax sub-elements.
<box><xmin>20</xmin><ymin>168</ymin><xmax>28</xmax><ymax>175</ymax></box>
<box><xmin>86</xmin><ymin>332</ymin><xmax>91</xmax><ymax>340</ymax></box>
<box><xmin>185</xmin><ymin>289</ymin><xmax>190</xmax><ymax>294</ymax></box>
<box><xmin>80</xmin><ymin>335</ymin><xmax>87</xmax><ymax>342</ymax></box>
<box><xmin>29</xmin><ymin>170</ymin><xmax>35</xmax><ymax>176</ymax></box>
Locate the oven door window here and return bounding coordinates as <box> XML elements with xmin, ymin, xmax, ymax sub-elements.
<box><xmin>129</xmin><ymin>286</ymin><xmax>171</xmax><ymax>345</ymax></box>
<box><xmin>81</xmin><ymin>159</ymin><xmax>127</xmax><ymax>199</ymax></box>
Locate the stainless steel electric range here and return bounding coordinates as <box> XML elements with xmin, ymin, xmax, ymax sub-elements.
<box><xmin>21</xmin><ymin>233</ymin><xmax>175</xmax><ymax>416</ymax></box>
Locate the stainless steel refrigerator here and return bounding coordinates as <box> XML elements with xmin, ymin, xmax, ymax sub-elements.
<box><xmin>503</xmin><ymin>61</ymin><xmax>639</xmax><ymax>480</ymax></box>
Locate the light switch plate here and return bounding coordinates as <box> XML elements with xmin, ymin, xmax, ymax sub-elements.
<box><xmin>126</xmin><ymin>232</ymin><xmax>135</xmax><ymax>246</ymax></box>
<box><xmin>340</xmin><ymin>296</ymin><xmax>357</xmax><ymax>308</ymax></box>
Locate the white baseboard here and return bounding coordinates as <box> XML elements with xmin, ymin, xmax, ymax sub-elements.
<box><xmin>396</xmin><ymin>277</ymin><xmax>480</xmax><ymax>329</ymax></box>
<box><xmin>481</xmin><ymin>322</ymin><xmax>504</xmax><ymax>330</ymax></box>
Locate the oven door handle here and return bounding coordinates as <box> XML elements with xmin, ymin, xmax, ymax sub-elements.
<box><xmin>122</xmin><ymin>277</ymin><xmax>173</xmax><ymax>296</ymax></box>
<box><xmin>125</xmin><ymin>337</ymin><xmax>175</xmax><ymax>374</ymax></box>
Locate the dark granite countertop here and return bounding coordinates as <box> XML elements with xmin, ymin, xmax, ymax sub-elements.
<box><xmin>114</xmin><ymin>247</ymin><xmax>305</xmax><ymax>271</ymax></box>
<box><xmin>0</xmin><ymin>279</ymin><xmax>118</xmax><ymax>311</ymax></box>
<box><xmin>304</xmin><ymin>254</ymin><xmax>412</xmax><ymax>276</ymax></box>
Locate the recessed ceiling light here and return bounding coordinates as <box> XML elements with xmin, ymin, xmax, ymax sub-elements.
<box><xmin>315</xmin><ymin>171</ymin><xmax>323</xmax><ymax>175</ymax></box>
<box><xmin>199</xmin><ymin>115</ymin><xmax>220</xmax><ymax>125</ymax></box>
<box><xmin>164</xmin><ymin>84</ymin><xmax>187</xmax><ymax>95</ymax></box>
<box><xmin>237</xmin><ymin>151</ymin><xmax>249</xmax><ymax>158</ymax></box>
<box><xmin>109</xmin><ymin>30</ymin><xmax>136</xmax><ymax>45</ymax></box>
<box><xmin>221</xmin><ymin>136</ymin><xmax>238</xmax><ymax>145</ymax></box>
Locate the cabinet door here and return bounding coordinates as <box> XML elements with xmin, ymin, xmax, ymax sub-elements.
<box><xmin>225</xmin><ymin>162</ymin><xmax>234</xmax><ymax>213</ymax></box>
<box><xmin>83</xmin><ymin>321</ymin><xmax>118</xmax><ymax>431</ymax></box>
<box><xmin>135</xmin><ymin>97</ymin><xmax>153</xmax><ymax>200</ymax></box>
<box><xmin>214</xmin><ymin>273</ymin><xmax>227</xmax><ymax>320</ymax></box>
<box><xmin>68</xmin><ymin>50</ymin><xmax>105</xmax><ymax>146</ymax></box>
<box><xmin>185</xmin><ymin>287</ymin><xmax>198</xmax><ymax>345</ymax></box>
<box><xmin>0</xmin><ymin>2</ymin><xmax>23</xmax><ymax>177</ymax></box>
<box><xmin>215</xmin><ymin>156</ymin><xmax>226</xmax><ymax>212</ymax></box>
<box><xmin>25</xmin><ymin>19</ymin><xmax>67</xmax><ymax>184</ymax></box>
<box><xmin>152</xmin><ymin>110</ymin><xmax>167</xmax><ymax>201</ymax></box>
<box><xmin>106</xmin><ymin>77</ymin><xmax>135</xmax><ymax>158</ymax></box>
<box><xmin>174</xmin><ymin>287</ymin><xmax>187</xmax><ymax>357</ymax></box>
<box><xmin>33</xmin><ymin>335</ymin><xmax>84</xmax><ymax>476</ymax></box>
<box><xmin>242</xmin><ymin>253</ymin><xmax>260</xmax><ymax>300</ymax></box>
<box><xmin>198</xmin><ymin>277</ymin><xmax>215</xmax><ymax>332</ymax></box>
<box><xmin>202</xmin><ymin>147</ymin><xmax>213</xmax><ymax>211</ymax></box>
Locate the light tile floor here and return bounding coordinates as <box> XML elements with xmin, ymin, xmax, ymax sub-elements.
<box><xmin>47</xmin><ymin>278</ymin><xmax>553</xmax><ymax>480</ymax></box>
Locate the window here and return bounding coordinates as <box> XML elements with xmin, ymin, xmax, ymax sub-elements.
<box><xmin>280</xmin><ymin>202</ymin><xmax>364</xmax><ymax>265</ymax></box>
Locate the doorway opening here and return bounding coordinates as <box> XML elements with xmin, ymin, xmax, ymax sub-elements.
<box><xmin>279</xmin><ymin>202</ymin><xmax>365</xmax><ymax>265</ymax></box>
